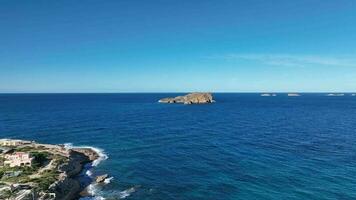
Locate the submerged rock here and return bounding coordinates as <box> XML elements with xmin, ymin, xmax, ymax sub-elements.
<box><xmin>158</xmin><ymin>93</ymin><xmax>215</xmax><ymax>104</ymax></box>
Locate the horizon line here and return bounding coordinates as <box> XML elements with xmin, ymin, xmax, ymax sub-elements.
<box><xmin>0</xmin><ymin>91</ymin><xmax>355</xmax><ymax>94</ymax></box>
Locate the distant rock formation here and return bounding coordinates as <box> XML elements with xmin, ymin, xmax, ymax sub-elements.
<box><xmin>158</xmin><ymin>93</ymin><xmax>215</xmax><ymax>104</ymax></box>
<box><xmin>287</xmin><ymin>93</ymin><xmax>300</xmax><ymax>96</ymax></box>
<box><xmin>260</xmin><ymin>93</ymin><xmax>277</xmax><ymax>97</ymax></box>
<box><xmin>327</xmin><ymin>93</ymin><xmax>345</xmax><ymax>96</ymax></box>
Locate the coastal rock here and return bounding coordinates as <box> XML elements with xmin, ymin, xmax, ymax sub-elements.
<box><xmin>0</xmin><ymin>139</ymin><xmax>101</xmax><ymax>200</ymax></box>
<box><xmin>59</xmin><ymin>151</ymin><xmax>89</xmax><ymax>177</ymax></box>
<box><xmin>79</xmin><ymin>186</ymin><xmax>92</xmax><ymax>197</ymax></box>
<box><xmin>51</xmin><ymin>178</ymin><xmax>80</xmax><ymax>200</ymax></box>
<box><xmin>158</xmin><ymin>93</ymin><xmax>214</xmax><ymax>104</ymax></box>
<box><xmin>55</xmin><ymin>148</ymin><xmax>99</xmax><ymax>199</ymax></box>
<box><xmin>72</xmin><ymin>148</ymin><xmax>100</xmax><ymax>161</ymax></box>
<box><xmin>95</xmin><ymin>174</ymin><xmax>109</xmax><ymax>183</ymax></box>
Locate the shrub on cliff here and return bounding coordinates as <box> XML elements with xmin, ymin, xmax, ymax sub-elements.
<box><xmin>31</xmin><ymin>151</ymin><xmax>49</xmax><ymax>168</ymax></box>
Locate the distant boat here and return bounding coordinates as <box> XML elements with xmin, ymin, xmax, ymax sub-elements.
<box><xmin>352</xmin><ymin>94</ymin><xmax>356</xmax><ymax>96</ymax></box>
<box><xmin>327</xmin><ymin>93</ymin><xmax>344</xmax><ymax>96</ymax></box>
<box><xmin>287</xmin><ymin>93</ymin><xmax>300</xmax><ymax>96</ymax></box>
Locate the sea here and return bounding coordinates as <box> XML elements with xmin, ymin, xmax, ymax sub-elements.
<box><xmin>0</xmin><ymin>93</ymin><xmax>356</xmax><ymax>200</ymax></box>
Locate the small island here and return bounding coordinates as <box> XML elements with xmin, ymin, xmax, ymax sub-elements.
<box><xmin>260</xmin><ymin>93</ymin><xmax>277</xmax><ymax>97</ymax></box>
<box><xmin>327</xmin><ymin>93</ymin><xmax>345</xmax><ymax>96</ymax></box>
<box><xmin>158</xmin><ymin>93</ymin><xmax>215</xmax><ymax>104</ymax></box>
<box><xmin>287</xmin><ymin>93</ymin><xmax>300</xmax><ymax>96</ymax></box>
<box><xmin>0</xmin><ymin>139</ymin><xmax>107</xmax><ymax>200</ymax></box>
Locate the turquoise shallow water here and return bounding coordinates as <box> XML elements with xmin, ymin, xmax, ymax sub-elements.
<box><xmin>1</xmin><ymin>93</ymin><xmax>356</xmax><ymax>200</ymax></box>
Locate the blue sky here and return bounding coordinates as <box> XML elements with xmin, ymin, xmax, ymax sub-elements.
<box><xmin>1</xmin><ymin>0</ymin><xmax>356</xmax><ymax>92</ymax></box>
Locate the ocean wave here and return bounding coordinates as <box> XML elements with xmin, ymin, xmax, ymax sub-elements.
<box><xmin>63</xmin><ymin>143</ymin><xmax>108</xmax><ymax>166</ymax></box>
<box><xmin>82</xmin><ymin>177</ymin><xmax>114</xmax><ymax>198</ymax></box>
<box><xmin>104</xmin><ymin>177</ymin><xmax>114</xmax><ymax>184</ymax></box>
<box><xmin>87</xmin><ymin>183</ymin><xmax>99</xmax><ymax>196</ymax></box>
<box><xmin>65</xmin><ymin>143</ymin><xmax>137</xmax><ymax>200</ymax></box>
<box><xmin>118</xmin><ymin>187</ymin><xmax>137</xmax><ymax>199</ymax></box>
<box><xmin>64</xmin><ymin>143</ymin><xmax>110</xmax><ymax>200</ymax></box>
<box><xmin>91</xmin><ymin>146</ymin><xmax>108</xmax><ymax>166</ymax></box>
<box><xmin>86</xmin><ymin>169</ymin><xmax>93</xmax><ymax>177</ymax></box>
<box><xmin>80</xmin><ymin>185</ymin><xmax>138</xmax><ymax>200</ymax></box>
<box><xmin>79</xmin><ymin>196</ymin><xmax>105</xmax><ymax>200</ymax></box>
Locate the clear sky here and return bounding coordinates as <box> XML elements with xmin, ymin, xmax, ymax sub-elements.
<box><xmin>1</xmin><ymin>0</ymin><xmax>356</xmax><ymax>93</ymax></box>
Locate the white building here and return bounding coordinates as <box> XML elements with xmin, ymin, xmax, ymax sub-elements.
<box><xmin>4</xmin><ymin>152</ymin><xmax>34</xmax><ymax>167</ymax></box>
<box><xmin>0</xmin><ymin>139</ymin><xmax>33</xmax><ymax>147</ymax></box>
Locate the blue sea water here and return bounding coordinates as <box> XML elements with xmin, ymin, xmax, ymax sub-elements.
<box><xmin>1</xmin><ymin>93</ymin><xmax>356</xmax><ymax>200</ymax></box>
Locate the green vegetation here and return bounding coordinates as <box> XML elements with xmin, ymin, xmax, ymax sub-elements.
<box><xmin>1</xmin><ymin>165</ymin><xmax>58</xmax><ymax>191</ymax></box>
<box><xmin>0</xmin><ymin>166</ymin><xmax>36</xmax><ymax>182</ymax></box>
<box><xmin>0</xmin><ymin>189</ymin><xmax>13</xmax><ymax>199</ymax></box>
<box><xmin>0</xmin><ymin>157</ymin><xmax>5</xmax><ymax>166</ymax></box>
<box><xmin>31</xmin><ymin>171</ymin><xmax>59</xmax><ymax>191</ymax></box>
<box><xmin>0</xmin><ymin>143</ymin><xmax>76</xmax><ymax>199</ymax></box>
<box><xmin>15</xmin><ymin>146</ymin><xmax>33</xmax><ymax>152</ymax></box>
<box><xmin>53</xmin><ymin>154</ymin><xmax>67</xmax><ymax>165</ymax></box>
<box><xmin>31</xmin><ymin>151</ymin><xmax>50</xmax><ymax>168</ymax></box>
<box><xmin>0</xmin><ymin>142</ymin><xmax>81</xmax><ymax>199</ymax></box>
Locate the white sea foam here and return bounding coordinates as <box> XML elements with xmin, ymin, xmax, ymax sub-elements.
<box><xmin>78</xmin><ymin>183</ymin><xmax>106</xmax><ymax>200</ymax></box>
<box><xmin>64</xmin><ymin>143</ymin><xmax>134</xmax><ymax>200</ymax></box>
<box><xmin>79</xmin><ymin>196</ymin><xmax>105</xmax><ymax>200</ymax></box>
<box><xmin>104</xmin><ymin>177</ymin><xmax>114</xmax><ymax>184</ymax></box>
<box><xmin>86</xmin><ymin>169</ymin><xmax>93</xmax><ymax>177</ymax></box>
<box><xmin>63</xmin><ymin>142</ymin><xmax>74</xmax><ymax>149</ymax></box>
<box><xmin>64</xmin><ymin>143</ymin><xmax>110</xmax><ymax>200</ymax></box>
<box><xmin>63</xmin><ymin>143</ymin><xmax>108</xmax><ymax>166</ymax></box>
<box><xmin>91</xmin><ymin>146</ymin><xmax>108</xmax><ymax>166</ymax></box>
<box><xmin>119</xmin><ymin>187</ymin><xmax>136</xmax><ymax>199</ymax></box>
<box><xmin>87</xmin><ymin>183</ymin><xmax>98</xmax><ymax>196</ymax></box>
<box><xmin>92</xmin><ymin>197</ymin><xmax>105</xmax><ymax>200</ymax></box>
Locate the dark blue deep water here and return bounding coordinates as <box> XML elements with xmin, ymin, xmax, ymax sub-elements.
<box><xmin>1</xmin><ymin>93</ymin><xmax>356</xmax><ymax>200</ymax></box>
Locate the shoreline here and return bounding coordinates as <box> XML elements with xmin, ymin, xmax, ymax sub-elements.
<box><xmin>0</xmin><ymin>139</ymin><xmax>108</xmax><ymax>200</ymax></box>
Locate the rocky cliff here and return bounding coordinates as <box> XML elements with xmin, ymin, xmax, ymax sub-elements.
<box><xmin>0</xmin><ymin>139</ymin><xmax>102</xmax><ymax>200</ymax></box>
<box><xmin>158</xmin><ymin>93</ymin><xmax>214</xmax><ymax>104</ymax></box>
<box><xmin>53</xmin><ymin>148</ymin><xmax>99</xmax><ymax>200</ymax></box>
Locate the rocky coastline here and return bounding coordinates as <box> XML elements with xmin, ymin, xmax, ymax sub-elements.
<box><xmin>158</xmin><ymin>92</ymin><xmax>215</xmax><ymax>104</ymax></box>
<box><xmin>0</xmin><ymin>139</ymin><xmax>108</xmax><ymax>200</ymax></box>
<box><xmin>52</xmin><ymin>147</ymin><xmax>100</xmax><ymax>200</ymax></box>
